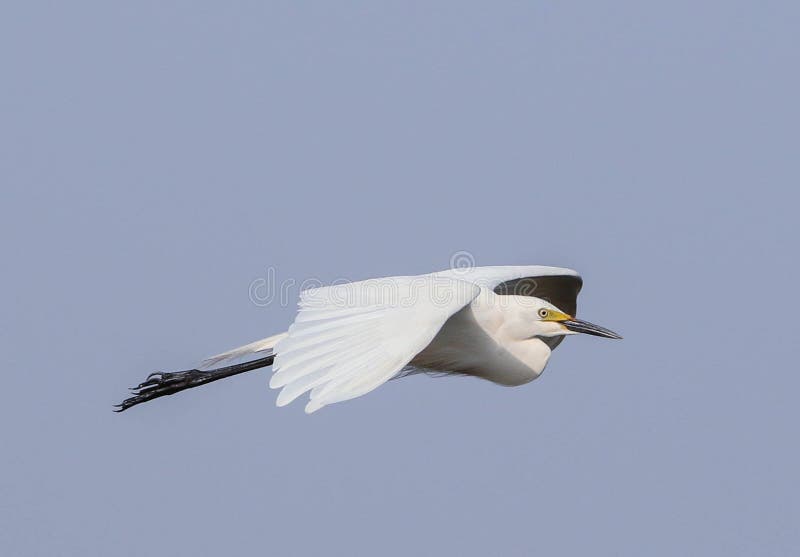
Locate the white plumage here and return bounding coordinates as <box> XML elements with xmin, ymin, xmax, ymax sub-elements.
<box><xmin>271</xmin><ymin>276</ymin><xmax>480</xmax><ymax>413</ymax></box>
<box><xmin>199</xmin><ymin>266</ymin><xmax>620</xmax><ymax>414</ymax></box>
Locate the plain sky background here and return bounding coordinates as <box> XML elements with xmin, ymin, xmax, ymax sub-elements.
<box><xmin>2</xmin><ymin>1</ymin><xmax>798</xmax><ymax>555</ymax></box>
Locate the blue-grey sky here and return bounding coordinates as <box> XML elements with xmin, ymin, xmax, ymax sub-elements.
<box><xmin>2</xmin><ymin>1</ymin><xmax>798</xmax><ymax>555</ymax></box>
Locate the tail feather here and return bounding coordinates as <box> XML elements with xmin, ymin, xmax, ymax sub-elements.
<box><xmin>199</xmin><ymin>332</ymin><xmax>288</xmax><ymax>370</ymax></box>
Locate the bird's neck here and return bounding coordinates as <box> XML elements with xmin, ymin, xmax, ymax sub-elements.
<box><xmin>507</xmin><ymin>337</ymin><xmax>552</xmax><ymax>376</ymax></box>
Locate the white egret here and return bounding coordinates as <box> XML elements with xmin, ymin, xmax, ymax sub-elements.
<box><xmin>116</xmin><ymin>265</ymin><xmax>621</xmax><ymax>413</ymax></box>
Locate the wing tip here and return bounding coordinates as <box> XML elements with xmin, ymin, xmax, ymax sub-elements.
<box><xmin>268</xmin><ymin>374</ymin><xmax>284</xmax><ymax>389</ymax></box>
<box><xmin>304</xmin><ymin>400</ymin><xmax>325</xmax><ymax>413</ymax></box>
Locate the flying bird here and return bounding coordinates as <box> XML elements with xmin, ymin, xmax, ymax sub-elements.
<box><xmin>116</xmin><ymin>265</ymin><xmax>621</xmax><ymax>414</ymax></box>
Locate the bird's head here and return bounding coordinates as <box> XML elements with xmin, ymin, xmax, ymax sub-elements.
<box><xmin>530</xmin><ymin>299</ymin><xmax>622</xmax><ymax>340</ymax></box>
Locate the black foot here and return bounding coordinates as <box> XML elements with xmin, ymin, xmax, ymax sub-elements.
<box><xmin>114</xmin><ymin>353</ymin><xmax>276</xmax><ymax>413</ymax></box>
<box><xmin>114</xmin><ymin>369</ymin><xmax>215</xmax><ymax>412</ymax></box>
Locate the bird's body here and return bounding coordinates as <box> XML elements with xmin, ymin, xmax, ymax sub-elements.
<box><xmin>116</xmin><ymin>265</ymin><xmax>621</xmax><ymax>414</ymax></box>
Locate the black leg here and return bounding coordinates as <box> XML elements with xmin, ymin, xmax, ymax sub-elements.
<box><xmin>114</xmin><ymin>354</ymin><xmax>275</xmax><ymax>412</ymax></box>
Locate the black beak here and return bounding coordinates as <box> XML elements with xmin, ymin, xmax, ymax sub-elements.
<box><xmin>562</xmin><ymin>318</ymin><xmax>622</xmax><ymax>339</ymax></box>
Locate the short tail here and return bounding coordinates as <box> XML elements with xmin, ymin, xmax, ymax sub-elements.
<box><xmin>199</xmin><ymin>331</ymin><xmax>288</xmax><ymax>369</ymax></box>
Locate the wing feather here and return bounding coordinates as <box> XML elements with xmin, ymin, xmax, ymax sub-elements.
<box><xmin>271</xmin><ymin>276</ymin><xmax>480</xmax><ymax>413</ymax></box>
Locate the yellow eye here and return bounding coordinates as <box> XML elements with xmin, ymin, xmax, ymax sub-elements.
<box><xmin>538</xmin><ymin>308</ymin><xmax>549</xmax><ymax>318</ymax></box>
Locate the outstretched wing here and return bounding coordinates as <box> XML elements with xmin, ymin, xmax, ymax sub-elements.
<box><xmin>271</xmin><ymin>276</ymin><xmax>480</xmax><ymax>413</ymax></box>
